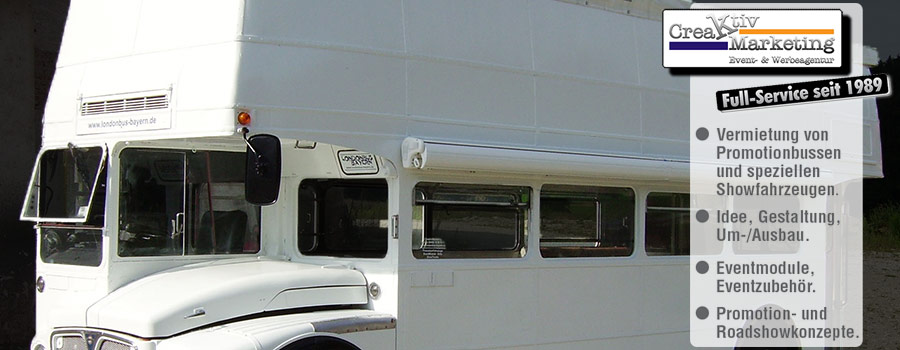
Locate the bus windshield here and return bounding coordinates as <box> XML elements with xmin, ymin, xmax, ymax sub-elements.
<box><xmin>118</xmin><ymin>148</ymin><xmax>261</xmax><ymax>257</ymax></box>
<box><xmin>21</xmin><ymin>145</ymin><xmax>106</xmax><ymax>222</ymax></box>
<box><xmin>21</xmin><ymin>146</ymin><xmax>107</xmax><ymax>266</ymax></box>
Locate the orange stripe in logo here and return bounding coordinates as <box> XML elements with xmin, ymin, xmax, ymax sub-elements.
<box><xmin>739</xmin><ymin>29</ymin><xmax>834</xmax><ymax>35</ymax></box>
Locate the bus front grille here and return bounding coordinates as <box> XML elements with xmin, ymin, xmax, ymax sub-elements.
<box><xmin>98</xmin><ymin>339</ymin><xmax>131</xmax><ymax>350</ymax></box>
<box><xmin>51</xmin><ymin>330</ymin><xmax>134</xmax><ymax>350</ymax></box>
<box><xmin>55</xmin><ymin>335</ymin><xmax>88</xmax><ymax>350</ymax></box>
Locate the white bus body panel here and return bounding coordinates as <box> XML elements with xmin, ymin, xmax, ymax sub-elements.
<box><xmin>155</xmin><ymin>310</ymin><xmax>396</xmax><ymax>350</ymax></box>
<box><xmin>85</xmin><ymin>259</ymin><xmax>367</xmax><ymax>338</ymax></box>
<box><xmin>32</xmin><ymin>0</ymin><xmax>882</xmax><ymax>349</ymax></box>
<box><xmin>46</xmin><ymin>0</ymin><xmax>693</xmax><ymax>162</ymax></box>
<box><xmin>394</xmin><ymin>172</ymin><xmax>696</xmax><ymax>349</ymax></box>
<box><xmin>45</xmin><ymin>0</ymin><xmax>881</xmax><ymax>174</ymax></box>
<box><xmin>236</xmin><ymin>0</ymin><xmax>692</xmax><ymax>166</ymax></box>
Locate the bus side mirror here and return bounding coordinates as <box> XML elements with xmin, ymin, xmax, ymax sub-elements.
<box><xmin>245</xmin><ymin>134</ymin><xmax>281</xmax><ymax>205</ymax></box>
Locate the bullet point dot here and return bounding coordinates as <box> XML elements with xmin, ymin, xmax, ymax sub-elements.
<box><xmin>696</xmin><ymin>209</ymin><xmax>709</xmax><ymax>223</ymax></box>
<box><xmin>696</xmin><ymin>306</ymin><xmax>709</xmax><ymax>320</ymax></box>
<box><xmin>696</xmin><ymin>261</ymin><xmax>709</xmax><ymax>274</ymax></box>
<box><xmin>696</xmin><ymin>127</ymin><xmax>709</xmax><ymax>140</ymax></box>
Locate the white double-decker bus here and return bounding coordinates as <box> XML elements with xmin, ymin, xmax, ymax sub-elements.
<box><xmin>21</xmin><ymin>1</ymin><xmax>883</xmax><ymax>349</ymax></box>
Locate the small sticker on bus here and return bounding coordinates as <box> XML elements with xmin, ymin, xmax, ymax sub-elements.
<box><xmin>337</xmin><ymin>151</ymin><xmax>379</xmax><ymax>175</ymax></box>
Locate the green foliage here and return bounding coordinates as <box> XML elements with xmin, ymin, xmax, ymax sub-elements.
<box><xmin>865</xmin><ymin>58</ymin><xmax>900</xmax><ymax>213</ymax></box>
<box><xmin>864</xmin><ymin>203</ymin><xmax>900</xmax><ymax>251</ymax></box>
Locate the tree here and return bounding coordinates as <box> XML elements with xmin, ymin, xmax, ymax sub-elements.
<box><xmin>864</xmin><ymin>56</ymin><xmax>900</xmax><ymax>213</ymax></box>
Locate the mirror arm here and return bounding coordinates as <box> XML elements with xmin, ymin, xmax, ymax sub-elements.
<box><xmin>240</xmin><ymin>127</ymin><xmax>259</xmax><ymax>155</ymax></box>
<box><xmin>241</xmin><ymin>127</ymin><xmax>271</xmax><ymax>176</ymax></box>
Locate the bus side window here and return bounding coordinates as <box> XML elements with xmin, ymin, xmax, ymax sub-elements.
<box><xmin>645</xmin><ymin>192</ymin><xmax>690</xmax><ymax>256</ymax></box>
<box><xmin>540</xmin><ymin>185</ymin><xmax>634</xmax><ymax>258</ymax></box>
<box><xmin>297</xmin><ymin>179</ymin><xmax>388</xmax><ymax>259</ymax></box>
<box><xmin>412</xmin><ymin>183</ymin><xmax>529</xmax><ymax>259</ymax></box>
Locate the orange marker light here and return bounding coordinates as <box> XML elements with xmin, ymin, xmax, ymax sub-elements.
<box><xmin>237</xmin><ymin>112</ymin><xmax>252</xmax><ymax>125</ymax></box>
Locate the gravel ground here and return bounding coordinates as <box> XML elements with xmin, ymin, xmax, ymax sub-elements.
<box><xmin>861</xmin><ymin>251</ymin><xmax>900</xmax><ymax>349</ymax></box>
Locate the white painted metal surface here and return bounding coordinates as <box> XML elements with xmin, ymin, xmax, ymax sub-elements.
<box><xmin>402</xmin><ymin>137</ymin><xmax>689</xmax><ymax>181</ymax></box>
<box><xmin>86</xmin><ymin>259</ymin><xmax>367</xmax><ymax>338</ymax></box>
<box><xmin>27</xmin><ymin>0</ymin><xmax>881</xmax><ymax>349</ymax></box>
<box><xmin>155</xmin><ymin>310</ymin><xmax>395</xmax><ymax>350</ymax></box>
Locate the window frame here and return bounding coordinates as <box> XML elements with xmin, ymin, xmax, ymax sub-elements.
<box><xmin>21</xmin><ymin>144</ymin><xmax>108</xmax><ymax>223</ymax></box>
<box><xmin>296</xmin><ymin>178</ymin><xmax>390</xmax><ymax>259</ymax></box>
<box><xmin>115</xmin><ymin>147</ymin><xmax>262</xmax><ymax>258</ymax></box>
<box><xmin>644</xmin><ymin>191</ymin><xmax>691</xmax><ymax>257</ymax></box>
<box><xmin>538</xmin><ymin>184</ymin><xmax>636</xmax><ymax>258</ymax></box>
<box><xmin>412</xmin><ymin>182</ymin><xmax>530</xmax><ymax>259</ymax></box>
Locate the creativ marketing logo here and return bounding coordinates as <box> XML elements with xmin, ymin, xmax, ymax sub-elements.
<box><xmin>663</xmin><ymin>10</ymin><xmax>843</xmax><ymax>69</ymax></box>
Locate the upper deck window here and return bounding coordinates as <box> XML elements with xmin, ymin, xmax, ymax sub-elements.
<box><xmin>540</xmin><ymin>185</ymin><xmax>634</xmax><ymax>258</ymax></box>
<box><xmin>118</xmin><ymin>149</ymin><xmax>261</xmax><ymax>257</ymax></box>
<box><xmin>298</xmin><ymin>179</ymin><xmax>388</xmax><ymax>259</ymax></box>
<box><xmin>413</xmin><ymin>183</ymin><xmax>529</xmax><ymax>259</ymax></box>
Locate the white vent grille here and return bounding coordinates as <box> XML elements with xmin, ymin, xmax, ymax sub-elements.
<box><xmin>81</xmin><ymin>94</ymin><xmax>168</xmax><ymax>116</ymax></box>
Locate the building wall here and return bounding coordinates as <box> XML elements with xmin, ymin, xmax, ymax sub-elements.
<box><xmin>0</xmin><ymin>1</ymin><xmax>69</xmax><ymax>348</ymax></box>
